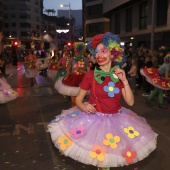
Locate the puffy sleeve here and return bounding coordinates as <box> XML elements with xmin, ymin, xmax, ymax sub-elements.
<box><xmin>79</xmin><ymin>70</ymin><xmax>93</xmax><ymax>90</ymax></box>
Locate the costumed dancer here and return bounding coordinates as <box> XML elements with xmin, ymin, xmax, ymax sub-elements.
<box><xmin>47</xmin><ymin>50</ymin><xmax>60</xmax><ymax>80</ymax></box>
<box><xmin>140</xmin><ymin>52</ymin><xmax>170</xmax><ymax>109</ymax></box>
<box><xmin>0</xmin><ymin>76</ymin><xmax>18</xmax><ymax>104</ymax></box>
<box><xmin>54</xmin><ymin>51</ymin><xmax>70</xmax><ymax>102</ymax></box>
<box><xmin>48</xmin><ymin>32</ymin><xmax>157</xmax><ymax>170</ymax></box>
<box><xmin>24</xmin><ymin>50</ymin><xmax>38</xmax><ymax>86</ymax></box>
<box><xmin>47</xmin><ymin>58</ymin><xmax>59</xmax><ymax>80</ymax></box>
<box><xmin>54</xmin><ymin>42</ymin><xmax>90</xmax><ymax>106</ymax></box>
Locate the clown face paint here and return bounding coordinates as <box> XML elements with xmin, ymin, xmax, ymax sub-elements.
<box><xmin>95</xmin><ymin>43</ymin><xmax>113</xmax><ymax>65</ymax></box>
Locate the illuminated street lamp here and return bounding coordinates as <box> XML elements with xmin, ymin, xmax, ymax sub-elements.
<box><xmin>60</xmin><ymin>3</ymin><xmax>71</xmax><ymax>22</ymax></box>
<box><xmin>60</xmin><ymin>3</ymin><xmax>72</xmax><ymax>42</ymax></box>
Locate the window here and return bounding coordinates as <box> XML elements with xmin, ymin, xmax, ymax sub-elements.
<box><xmin>89</xmin><ymin>23</ymin><xmax>102</xmax><ymax>34</ymax></box>
<box><xmin>20</xmin><ymin>14</ymin><xmax>31</xmax><ymax>19</ymax></box>
<box><xmin>35</xmin><ymin>0</ymin><xmax>39</xmax><ymax>5</ymax></box>
<box><xmin>11</xmin><ymin>23</ymin><xmax>16</xmax><ymax>27</ymax></box>
<box><xmin>21</xmin><ymin>32</ymin><xmax>28</xmax><ymax>36</ymax></box>
<box><xmin>125</xmin><ymin>7</ymin><xmax>132</xmax><ymax>32</ymax></box>
<box><xmin>4</xmin><ymin>23</ymin><xmax>9</xmax><ymax>28</ymax></box>
<box><xmin>139</xmin><ymin>2</ymin><xmax>147</xmax><ymax>29</ymax></box>
<box><xmin>19</xmin><ymin>5</ymin><xmax>30</xmax><ymax>11</ymax></box>
<box><xmin>115</xmin><ymin>13</ymin><xmax>120</xmax><ymax>34</ymax></box>
<box><xmin>88</xmin><ymin>4</ymin><xmax>102</xmax><ymax>16</ymax></box>
<box><xmin>11</xmin><ymin>14</ymin><xmax>16</xmax><ymax>18</ymax></box>
<box><xmin>20</xmin><ymin>23</ymin><xmax>31</xmax><ymax>28</ymax></box>
<box><xmin>156</xmin><ymin>0</ymin><xmax>168</xmax><ymax>26</ymax></box>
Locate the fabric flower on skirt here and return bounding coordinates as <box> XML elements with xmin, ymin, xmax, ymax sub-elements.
<box><xmin>51</xmin><ymin>115</ymin><xmax>64</xmax><ymax>123</ymax></box>
<box><xmin>103</xmin><ymin>133</ymin><xmax>120</xmax><ymax>149</ymax></box>
<box><xmin>67</xmin><ymin>110</ymin><xmax>79</xmax><ymax>118</ymax></box>
<box><xmin>147</xmin><ymin>68</ymin><xmax>153</xmax><ymax>74</ymax></box>
<box><xmin>90</xmin><ymin>145</ymin><xmax>107</xmax><ymax>162</ymax></box>
<box><xmin>70</xmin><ymin>126</ymin><xmax>85</xmax><ymax>138</ymax></box>
<box><xmin>124</xmin><ymin>126</ymin><xmax>140</xmax><ymax>139</ymax></box>
<box><xmin>58</xmin><ymin>134</ymin><xmax>72</xmax><ymax>151</ymax></box>
<box><xmin>122</xmin><ymin>147</ymin><xmax>137</xmax><ymax>164</ymax></box>
<box><xmin>3</xmin><ymin>91</ymin><xmax>10</xmax><ymax>96</ymax></box>
<box><xmin>103</xmin><ymin>81</ymin><xmax>120</xmax><ymax>97</ymax></box>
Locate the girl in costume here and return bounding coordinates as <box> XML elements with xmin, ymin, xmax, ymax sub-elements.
<box><xmin>140</xmin><ymin>52</ymin><xmax>170</xmax><ymax>109</ymax></box>
<box><xmin>48</xmin><ymin>32</ymin><xmax>157</xmax><ymax>170</ymax></box>
<box><xmin>54</xmin><ymin>42</ymin><xmax>90</xmax><ymax>106</ymax></box>
<box><xmin>0</xmin><ymin>76</ymin><xmax>18</xmax><ymax>104</ymax></box>
<box><xmin>47</xmin><ymin>50</ymin><xmax>60</xmax><ymax>80</ymax></box>
<box><xmin>24</xmin><ymin>50</ymin><xmax>38</xmax><ymax>86</ymax></box>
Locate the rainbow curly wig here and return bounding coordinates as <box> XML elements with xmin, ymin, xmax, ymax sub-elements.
<box><xmin>87</xmin><ymin>32</ymin><xmax>126</xmax><ymax>66</ymax></box>
<box><xmin>73</xmin><ymin>42</ymin><xmax>86</xmax><ymax>54</ymax></box>
<box><xmin>164</xmin><ymin>52</ymin><xmax>170</xmax><ymax>64</ymax></box>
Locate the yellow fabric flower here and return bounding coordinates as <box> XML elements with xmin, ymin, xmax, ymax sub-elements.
<box><xmin>147</xmin><ymin>68</ymin><xmax>153</xmax><ymax>74</ymax></box>
<box><xmin>103</xmin><ymin>133</ymin><xmax>120</xmax><ymax>149</ymax></box>
<box><xmin>89</xmin><ymin>145</ymin><xmax>107</xmax><ymax>162</ymax></box>
<box><xmin>58</xmin><ymin>134</ymin><xmax>72</xmax><ymax>150</ymax></box>
<box><xmin>124</xmin><ymin>126</ymin><xmax>140</xmax><ymax>139</ymax></box>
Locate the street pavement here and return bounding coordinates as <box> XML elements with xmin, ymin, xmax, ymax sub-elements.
<box><xmin>0</xmin><ymin>62</ymin><xmax>170</xmax><ymax>170</ymax></box>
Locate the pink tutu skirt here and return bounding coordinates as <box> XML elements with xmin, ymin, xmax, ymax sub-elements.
<box><xmin>140</xmin><ymin>68</ymin><xmax>170</xmax><ymax>90</ymax></box>
<box><xmin>48</xmin><ymin>106</ymin><xmax>157</xmax><ymax>167</ymax></box>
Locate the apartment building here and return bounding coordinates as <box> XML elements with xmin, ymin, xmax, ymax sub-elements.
<box><xmin>0</xmin><ymin>0</ymin><xmax>44</xmax><ymax>48</ymax></box>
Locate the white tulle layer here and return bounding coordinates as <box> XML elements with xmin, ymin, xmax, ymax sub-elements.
<box><xmin>47</xmin><ymin>70</ymin><xmax>58</xmax><ymax>80</ymax></box>
<box><xmin>54</xmin><ymin>77</ymin><xmax>81</xmax><ymax>96</ymax></box>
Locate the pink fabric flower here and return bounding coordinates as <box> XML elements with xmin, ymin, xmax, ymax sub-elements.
<box><xmin>70</xmin><ymin>126</ymin><xmax>85</xmax><ymax>138</ymax></box>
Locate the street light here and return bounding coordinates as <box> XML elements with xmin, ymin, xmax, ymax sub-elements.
<box><xmin>60</xmin><ymin>3</ymin><xmax>71</xmax><ymax>22</ymax></box>
<box><xmin>60</xmin><ymin>3</ymin><xmax>72</xmax><ymax>42</ymax></box>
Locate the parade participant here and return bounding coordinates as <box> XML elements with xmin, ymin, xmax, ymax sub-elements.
<box><xmin>24</xmin><ymin>49</ymin><xmax>38</xmax><ymax>86</ymax></box>
<box><xmin>54</xmin><ymin>42</ymin><xmax>90</xmax><ymax>106</ymax></box>
<box><xmin>141</xmin><ymin>52</ymin><xmax>170</xmax><ymax>109</ymax></box>
<box><xmin>47</xmin><ymin>56</ymin><xmax>59</xmax><ymax>80</ymax></box>
<box><xmin>48</xmin><ymin>32</ymin><xmax>157</xmax><ymax>170</ymax></box>
<box><xmin>0</xmin><ymin>76</ymin><xmax>18</xmax><ymax>104</ymax></box>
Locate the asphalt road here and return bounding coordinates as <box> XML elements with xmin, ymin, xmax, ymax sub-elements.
<box><xmin>0</xmin><ymin>62</ymin><xmax>170</xmax><ymax>170</ymax></box>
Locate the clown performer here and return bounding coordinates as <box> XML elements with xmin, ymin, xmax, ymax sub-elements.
<box><xmin>0</xmin><ymin>76</ymin><xmax>18</xmax><ymax>104</ymax></box>
<box><xmin>54</xmin><ymin>42</ymin><xmax>90</xmax><ymax>106</ymax></box>
<box><xmin>24</xmin><ymin>50</ymin><xmax>38</xmax><ymax>86</ymax></box>
<box><xmin>140</xmin><ymin>52</ymin><xmax>170</xmax><ymax>109</ymax></box>
<box><xmin>48</xmin><ymin>32</ymin><xmax>157</xmax><ymax>170</ymax></box>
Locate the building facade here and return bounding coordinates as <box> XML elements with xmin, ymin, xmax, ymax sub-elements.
<box><xmin>0</xmin><ymin>0</ymin><xmax>45</xmax><ymax>48</ymax></box>
<box><xmin>83</xmin><ymin>0</ymin><xmax>170</xmax><ymax>49</ymax></box>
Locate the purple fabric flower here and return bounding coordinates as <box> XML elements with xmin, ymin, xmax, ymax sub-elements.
<box><xmin>103</xmin><ymin>82</ymin><xmax>120</xmax><ymax>97</ymax></box>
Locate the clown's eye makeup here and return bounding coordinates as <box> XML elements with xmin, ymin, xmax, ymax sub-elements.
<box><xmin>101</xmin><ymin>48</ymin><xmax>108</xmax><ymax>53</ymax></box>
<box><xmin>95</xmin><ymin>48</ymin><xmax>108</xmax><ymax>54</ymax></box>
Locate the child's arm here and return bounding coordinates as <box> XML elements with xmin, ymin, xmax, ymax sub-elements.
<box><xmin>75</xmin><ymin>88</ymin><xmax>96</xmax><ymax>114</ymax></box>
<box><xmin>165</xmin><ymin>70</ymin><xmax>170</xmax><ymax>81</ymax></box>
<box><xmin>115</xmin><ymin>68</ymin><xmax>134</xmax><ymax>106</ymax></box>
